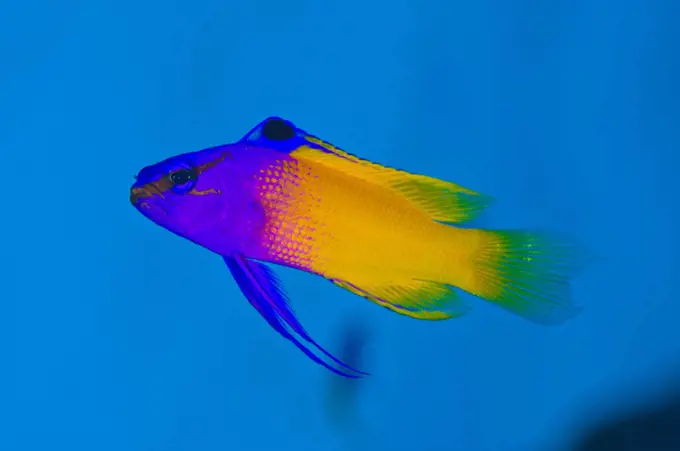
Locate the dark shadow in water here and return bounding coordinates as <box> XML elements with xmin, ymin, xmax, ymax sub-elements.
<box><xmin>572</xmin><ymin>383</ymin><xmax>680</xmax><ymax>451</ymax></box>
<box><xmin>323</xmin><ymin>316</ymin><xmax>372</xmax><ymax>431</ymax></box>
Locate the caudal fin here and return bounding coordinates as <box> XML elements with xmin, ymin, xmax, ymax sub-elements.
<box><xmin>461</xmin><ymin>229</ymin><xmax>586</xmax><ymax>325</ymax></box>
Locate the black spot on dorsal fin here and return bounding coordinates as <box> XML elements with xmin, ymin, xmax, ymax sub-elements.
<box><xmin>262</xmin><ymin>118</ymin><xmax>296</xmax><ymax>141</ymax></box>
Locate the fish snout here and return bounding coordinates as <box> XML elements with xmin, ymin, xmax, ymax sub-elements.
<box><xmin>130</xmin><ymin>186</ymin><xmax>150</xmax><ymax>205</ymax></box>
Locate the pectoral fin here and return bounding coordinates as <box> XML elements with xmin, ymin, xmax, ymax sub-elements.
<box><xmin>224</xmin><ymin>255</ymin><xmax>368</xmax><ymax>378</ymax></box>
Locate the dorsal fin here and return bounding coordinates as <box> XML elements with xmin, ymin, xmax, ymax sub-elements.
<box><xmin>239</xmin><ymin>117</ymin><xmax>493</xmax><ymax>224</ymax></box>
<box><xmin>238</xmin><ymin>116</ymin><xmax>306</xmax><ymax>153</ymax></box>
<box><xmin>291</xmin><ymin>133</ymin><xmax>493</xmax><ymax>224</ymax></box>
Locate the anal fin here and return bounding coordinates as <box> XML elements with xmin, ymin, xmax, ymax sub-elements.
<box><xmin>330</xmin><ymin>277</ymin><xmax>471</xmax><ymax>321</ymax></box>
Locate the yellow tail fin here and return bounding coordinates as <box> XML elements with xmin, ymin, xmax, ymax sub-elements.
<box><xmin>457</xmin><ymin>229</ymin><xmax>586</xmax><ymax>325</ymax></box>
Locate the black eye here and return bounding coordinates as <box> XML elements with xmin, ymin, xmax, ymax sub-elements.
<box><xmin>262</xmin><ymin>118</ymin><xmax>296</xmax><ymax>141</ymax></box>
<box><xmin>169</xmin><ymin>169</ymin><xmax>198</xmax><ymax>194</ymax></box>
<box><xmin>170</xmin><ymin>169</ymin><xmax>195</xmax><ymax>185</ymax></box>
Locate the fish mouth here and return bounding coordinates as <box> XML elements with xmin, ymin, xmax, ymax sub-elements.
<box><xmin>130</xmin><ymin>182</ymin><xmax>165</xmax><ymax>205</ymax></box>
<box><xmin>130</xmin><ymin>183</ymin><xmax>169</xmax><ymax>218</ymax></box>
<box><xmin>130</xmin><ymin>186</ymin><xmax>151</xmax><ymax>205</ymax></box>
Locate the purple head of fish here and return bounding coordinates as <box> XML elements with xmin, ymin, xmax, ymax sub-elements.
<box><xmin>130</xmin><ymin>143</ymin><xmax>268</xmax><ymax>255</ymax></box>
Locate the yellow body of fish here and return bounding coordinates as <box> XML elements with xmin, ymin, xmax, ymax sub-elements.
<box><xmin>255</xmin><ymin>138</ymin><xmax>582</xmax><ymax>325</ymax></box>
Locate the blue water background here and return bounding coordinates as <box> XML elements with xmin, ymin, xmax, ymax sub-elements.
<box><xmin>2</xmin><ymin>1</ymin><xmax>679</xmax><ymax>450</ymax></box>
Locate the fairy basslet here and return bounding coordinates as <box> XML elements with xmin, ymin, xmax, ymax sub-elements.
<box><xmin>130</xmin><ymin>117</ymin><xmax>585</xmax><ymax>378</ymax></box>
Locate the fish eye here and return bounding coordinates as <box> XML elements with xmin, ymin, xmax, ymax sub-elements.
<box><xmin>169</xmin><ymin>168</ymin><xmax>197</xmax><ymax>194</ymax></box>
<box><xmin>170</xmin><ymin>169</ymin><xmax>195</xmax><ymax>185</ymax></box>
<box><xmin>262</xmin><ymin>118</ymin><xmax>296</xmax><ymax>141</ymax></box>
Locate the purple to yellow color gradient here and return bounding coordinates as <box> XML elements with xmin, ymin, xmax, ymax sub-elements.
<box><xmin>130</xmin><ymin>117</ymin><xmax>585</xmax><ymax>378</ymax></box>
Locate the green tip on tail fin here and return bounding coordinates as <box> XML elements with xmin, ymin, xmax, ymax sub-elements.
<box><xmin>472</xmin><ymin>230</ymin><xmax>587</xmax><ymax>325</ymax></box>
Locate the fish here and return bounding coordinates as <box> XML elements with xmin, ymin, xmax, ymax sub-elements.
<box><xmin>130</xmin><ymin>116</ymin><xmax>585</xmax><ymax>378</ymax></box>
